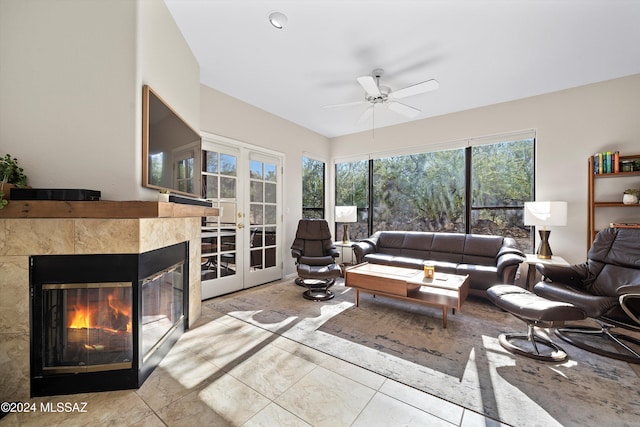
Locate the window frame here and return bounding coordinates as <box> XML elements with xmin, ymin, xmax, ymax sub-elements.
<box><xmin>334</xmin><ymin>133</ymin><xmax>535</xmax><ymax>251</ymax></box>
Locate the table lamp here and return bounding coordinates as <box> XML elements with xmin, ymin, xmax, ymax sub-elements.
<box><xmin>524</xmin><ymin>201</ymin><xmax>567</xmax><ymax>259</ymax></box>
<box><xmin>335</xmin><ymin>206</ymin><xmax>357</xmax><ymax>243</ymax></box>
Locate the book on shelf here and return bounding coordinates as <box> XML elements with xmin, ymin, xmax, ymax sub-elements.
<box><xmin>593</xmin><ymin>151</ymin><xmax>620</xmax><ymax>174</ymax></box>
<box><xmin>610</xmin><ymin>217</ymin><xmax>640</xmax><ymax>228</ymax></box>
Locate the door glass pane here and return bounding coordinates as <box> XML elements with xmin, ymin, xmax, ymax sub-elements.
<box><xmin>250</xmin><ymin>249</ymin><xmax>262</xmax><ymax>269</ymax></box>
<box><xmin>203</xmin><ymin>175</ymin><xmax>218</xmax><ymax>199</ymax></box>
<box><xmin>250</xmin><ymin>204</ymin><xmax>263</xmax><ymax>225</ymax></box>
<box><xmin>250</xmin><ymin>181</ymin><xmax>263</xmax><ymax>202</ymax></box>
<box><xmin>265</xmin><ymin>163</ymin><xmax>277</xmax><ymax>182</ymax></box>
<box><xmin>203</xmin><ymin>151</ymin><xmax>218</xmax><ymax>173</ymax></box>
<box><xmin>265</xmin><ymin>183</ymin><xmax>276</xmax><ymax>203</ymax></box>
<box><xmin>265</xmin><ymin>248</ymin><xmax>276</xmax><ymax>268</ymax></box>
<box><xmin>251</xmin><ymin>227</ymin><xmax>263</xmax><ymax>248</ymax></box>
<box><xmin>250</xmin><ymin>160</ymin><xmax>263</xmax><ymax>179</ymax></box>
<box><xmin>265</xmin><ymin>205</ymin><xmax>276</xmax><ymax>225</ymax></box>
<box><xmin>220</xmin><ymin>177</ymin><xmax>236</xmax><ymax>199</ymax></box>
<box><xmin>220</xmin><ymin>154</ymin><xmax>237</xmax><ymax>176</ymax></box>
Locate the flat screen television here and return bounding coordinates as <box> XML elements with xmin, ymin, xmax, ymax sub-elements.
<box><xmin>142</xmin><ymin>85</ymin><xmax>201</xmax><ymax>198</ymax></box>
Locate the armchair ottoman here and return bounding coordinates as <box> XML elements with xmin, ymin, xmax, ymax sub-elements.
<box><xmin>487</xmin><ymin>284</ymin><xmax>585</xmax><ymax>362</ymax></box>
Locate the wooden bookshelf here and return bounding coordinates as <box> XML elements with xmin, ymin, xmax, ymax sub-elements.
<box><xmin>588</xmin><ymin>154</ymin><xmax>640</xmax><ymax>248</ymax></box>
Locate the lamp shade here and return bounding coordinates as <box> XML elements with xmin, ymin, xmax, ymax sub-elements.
<box><xmin>524</xmin><ymin>201</ymin><xmax>567</xmax><ymax>227</ymax></box>
<box><xmin>335</xmin><ymin>206</ymin><xmax>357</xmax><ymax>223</ymax></box>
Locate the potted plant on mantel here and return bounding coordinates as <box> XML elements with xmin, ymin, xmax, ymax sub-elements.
<box><xmin>0</xmin><ymin>153</ymin><xmax>29</xmax><ymax>209</ymax></box>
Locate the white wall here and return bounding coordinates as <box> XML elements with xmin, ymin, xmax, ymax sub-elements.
<box><xmin>331</xmin><ymin>74</ymin><xmax>640</xmax><ymax>264</ymax></box>
<box><xmin>0</xmin><ymin>0</ymin><xmax>199</xmax><ymax>202</ymax></box>
<box><xmin>0</xmin><ymin>0</ymin><xmax>137</xmax><ymax>199</ymax></box>
<box><xmin>199</xmin><ymin>85</ymin><xmax>331</xmax><ymax>276</ymax></box>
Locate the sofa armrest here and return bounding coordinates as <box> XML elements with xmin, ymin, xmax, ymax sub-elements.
<box><xmin>353</xmin><ymin>240</ymin><xmax>376</xmax><ymax>264</ymax></box>
<box><xmin>496</xmin><ymin>252</ymin><xmax>525</xmax><ymax>283</ymax></box>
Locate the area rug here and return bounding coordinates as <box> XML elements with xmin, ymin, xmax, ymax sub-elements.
<box><xmin>204</xmin><ymin>280</ymin><xmax>640</xmax><ymax>427</ymax></box>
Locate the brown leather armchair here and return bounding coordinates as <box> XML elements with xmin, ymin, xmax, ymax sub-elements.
<box><xmin>533</xmin><ymin>227</ymin><xmax>640</xmax><ymax>363</ymax></box>
<box><xmin>291</xmin><ymin>219</ymin><xmax>342</xmax><ymax>301</ymax></box>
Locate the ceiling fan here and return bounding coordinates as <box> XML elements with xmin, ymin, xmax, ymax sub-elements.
<box><xmin>323</xmin><ymin>68</ymin><xmax>439</xmax><ymax>124</ymax></box>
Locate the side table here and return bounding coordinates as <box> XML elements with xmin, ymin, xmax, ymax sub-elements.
<box><xmin>334</xmin><ymin>241</ymin><xmax>356</xmax><ymax>266</ymax></box>
<box><xmin>524</xmin><ymin>254</ymin><xmax>570</xmax><ymax>291</ymax></box>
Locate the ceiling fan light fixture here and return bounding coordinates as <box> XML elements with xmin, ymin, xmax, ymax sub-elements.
<box><xmin>268</xmin><ymin>12</ymin><xmax>288</xmax><ymax>29</ymax></box>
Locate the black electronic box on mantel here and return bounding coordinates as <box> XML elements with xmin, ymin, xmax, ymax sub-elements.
<box><xmin>9</xmin><ymin>188</ymin><xmax>101</xmax><ymax>201</ymax></box>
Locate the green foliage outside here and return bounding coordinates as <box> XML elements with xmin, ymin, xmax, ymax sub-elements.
<box><xmin>335</xmin><ymin>139</ymin><xmax>534</xmax><ymax>252</ymax></box>
<box><xmin>302</xmin><ymin>157</ymin><xmax>325</xmax><ymax>219</ymax></box>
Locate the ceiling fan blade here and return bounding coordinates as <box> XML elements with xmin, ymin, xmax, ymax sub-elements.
<box><xmin>387</xmin><ymin>101</ymin><xmax>421</xmax><ymax>118</ymax></box>
<box><xmin>356</xmin><ymin>105</ymin><xmax>374</xmax><ymax>124</ymax></box>
<box><xmin>322</xmin><ymin>100</ymin><xmax>366</xmax><ymax>109</ymax></box>
<box><xmin>390</xmin><ymin>79</ymin><xmax>439</xmax><ymax>99</ymax></box>
<box><xmin>357</xmin><ymin>76</ymin><xmax>381</xmax><ymax>97</ymax></box>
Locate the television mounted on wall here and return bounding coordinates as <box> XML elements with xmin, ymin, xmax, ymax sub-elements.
<box><xmin>142</xmin><ymin>85</ymin><xmax>201</xmax><ymax>198</ymax></box>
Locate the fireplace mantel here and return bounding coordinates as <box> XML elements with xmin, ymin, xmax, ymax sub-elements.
<box><xmin>0</xmin><ymin>200</ymin><xmax>219</xmax><ymax>218</ymax></box>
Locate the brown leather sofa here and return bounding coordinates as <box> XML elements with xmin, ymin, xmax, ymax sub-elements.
<box><xmin>352</xmin><ymin>231</ymin><xmax>525</xmax><ymax>296</ymax></box>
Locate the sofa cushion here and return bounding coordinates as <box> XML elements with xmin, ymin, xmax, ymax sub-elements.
<box><xmin>364</xmin><ymin>254</ymin><xmax>424</xmax><ymax>270</ymax></box>
<box><xmin>430</xmin><ymin>233</ymin><xmax>465</xmax><ymax>263</ymax></box>
<box><xmin>377</xmin><ymin>231</ymin><xmax>409</xmax><ymax>249</ymax></box>
<box><xmin>462</xmin><ymin>234</ymin><xmax>504</xmax><ymax>266</ymax></box>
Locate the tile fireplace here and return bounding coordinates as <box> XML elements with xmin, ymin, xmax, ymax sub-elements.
<box><xmin>0</xmin><ymin>204</ymin><xmax>214</xmax><ymax>402</ymax></box>
<box><xmin>30</xmin><ymin>243</ymin><xmax>188</xmax><ymax>397</ymax></box>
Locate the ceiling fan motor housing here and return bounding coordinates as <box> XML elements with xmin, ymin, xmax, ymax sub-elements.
<box><xmin>367</xmin><ymin>85</ymin><xmax>390</xmax><ymax>103</ymax></box>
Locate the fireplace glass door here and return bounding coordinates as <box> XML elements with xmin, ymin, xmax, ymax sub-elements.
<box><xmin>41</xmin><ymin>282</ymin><xmax>133</xmax><ymax>374</ymax></box>
<box><xmin>141</xmin><ymin>263</ymin><xmax>184</xmax><ymax>360</ymax></box>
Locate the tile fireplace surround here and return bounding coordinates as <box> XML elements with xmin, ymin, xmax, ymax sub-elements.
<box><xmin>0</xmin><ymin>201</ymin><xmax>216</xmax><ymax>400</ymax></box>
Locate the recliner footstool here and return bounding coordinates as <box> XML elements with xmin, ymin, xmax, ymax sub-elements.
<box><xmin>487</xmin><ymin>284</ymin><xmax>586</xmax><ymax>362</ymax></box>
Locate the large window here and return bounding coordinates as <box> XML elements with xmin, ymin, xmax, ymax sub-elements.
<box><xmin>302</xmin><ymin>156</ymin><xmax>325</xmax><ymax>219</ymax></box>
<box><xmin>470</xmin><ymin>139</ymin><xmax>534</xmax><ymax>251</ymax></box>
<box><xmin>335</xmin><ymin>160</ymin><xmax>369</xmax><ymax>238</ymax></box>
<box><xmin>335</xmin><ymin>136</ymin><xmax>535</xmax><ymax>252</ymax></box>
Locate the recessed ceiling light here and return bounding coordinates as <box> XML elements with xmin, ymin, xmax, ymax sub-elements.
<box><xmin>268</xmin><ymin>12</ymin><xmax>287</xmax><ymax>29</ymax></box>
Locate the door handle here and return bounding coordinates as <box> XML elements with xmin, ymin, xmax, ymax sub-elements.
<box><xmin>237</xmin><ymin>223</ymin><xmax>244</xmax><ymax>229</ymax></box>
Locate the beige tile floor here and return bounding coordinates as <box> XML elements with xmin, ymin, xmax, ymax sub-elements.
<box><xmin>1</xmin><ymin>303</ymin><xmax>506</xmax><ymax>427</ymax></box>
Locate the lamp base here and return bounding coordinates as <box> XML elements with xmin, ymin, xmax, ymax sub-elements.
<box><xmin>342</xmin><ymin>224</ymin><xmax>350</xmax><ymax>243</ymax></box>
<box><xmin>536</xmin><ymin>229</ymin><xmax>552</xmax><ymax>259</ymax></box>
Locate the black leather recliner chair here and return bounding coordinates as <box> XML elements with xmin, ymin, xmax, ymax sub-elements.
<box><xmin>533</xmin><ymin>227</ymin><xmax>640</xmax><ymax>363</ymax></box>
<box><xmin>291</xmin><ymin>219</ymin><xmax>342</xmax><ymax>301</ymax></box>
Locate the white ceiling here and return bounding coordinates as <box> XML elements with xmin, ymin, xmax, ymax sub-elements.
<box><xmin>164</xmin><ymin>0</ymin><xmax>640</xmax><ymax>138</ymax></box>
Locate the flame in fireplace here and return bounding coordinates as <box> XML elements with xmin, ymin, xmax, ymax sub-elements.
<box><xmin>108</xmin><ymin>293</ymin><xmax>132</xmax><ymax>333</ymax></box>
<box><xmin>68</xmin><ymin>305</ymin><xmax>96</xmax><ymax>329</ymax></box>
<box><xmin>68</xmin><ymin>289</ymin><xmax>132</xmax><ymax>333</ymax></box>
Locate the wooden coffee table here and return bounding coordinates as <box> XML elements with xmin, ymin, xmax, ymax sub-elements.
<box><xmin>344</xmin><ymin>263</ymin><xmax>469</xmax><ymax>328</ymax></box>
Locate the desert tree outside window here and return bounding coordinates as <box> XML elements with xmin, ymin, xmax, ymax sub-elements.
<box><xmin>334</xmin><ymin>132</ymin><xmax>535</xmax><ymax>252</ymax></box>
<box><xmin>302</xmin><ymin>156</ymin><xmax>325</xmax><ymax>219</ymax></box>
<box><xmin>335</xmin><ymin>159</ymin><xmax>369</xmax><ymax>240</ymax></box>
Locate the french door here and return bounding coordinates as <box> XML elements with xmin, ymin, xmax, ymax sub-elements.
<box><xmin>200</xmin><ymin>136</ymin><xmax>283</xmax><ymax>299</ymax></box>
